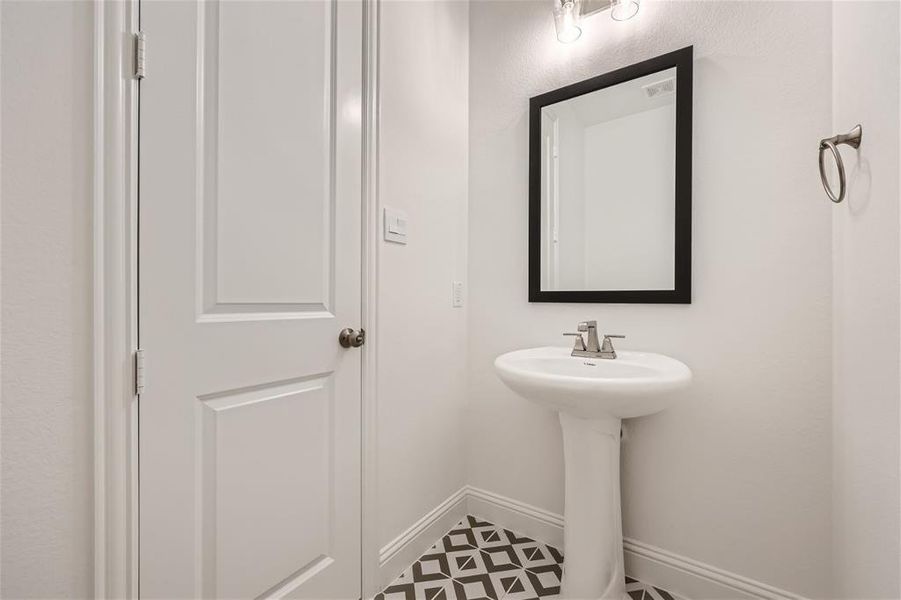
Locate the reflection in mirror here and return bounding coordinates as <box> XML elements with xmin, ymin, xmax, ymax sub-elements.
<box><xmin>540</xmin><ymin>67</ymin><xmax>676</xmax><ymax>292</ymax></box>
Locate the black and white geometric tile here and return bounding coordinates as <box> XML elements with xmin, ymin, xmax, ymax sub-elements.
<box><xmin>624</xmin><ymin>576</ymin><xmax>676</xmax><ymax>600</ymax></box>
<box><xmin>375</xmin><ymin>515</ymin><xmax>678</xmax><ymax>600</ymax></box>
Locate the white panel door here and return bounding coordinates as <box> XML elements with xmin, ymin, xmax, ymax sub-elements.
<box><xmin>139</xmin><ymin>1</ymin><xmax>362</xmax><ymax>598</ymax></box>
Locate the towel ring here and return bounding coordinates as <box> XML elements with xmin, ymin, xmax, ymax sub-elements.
<box><xmin>819</xmin><ymin>124</ymin><xmax>862</xmax><ymax>204</ymax></box>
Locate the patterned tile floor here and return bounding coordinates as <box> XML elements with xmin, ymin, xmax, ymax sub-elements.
<box><xmin>375</xmin><ymin>515</ymin><xmax>678</xmax><ymax>600</ymax></box>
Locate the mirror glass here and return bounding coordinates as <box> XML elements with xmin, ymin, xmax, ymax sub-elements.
<box><xmin>529</xmin><ymin>48</ymin><xmax>691</xmax><ymax>304</ymax></box>
<box><xmin>540</xmin><ymin>68</ymin><xmax>676</xmax><ymax>292</ymax></box>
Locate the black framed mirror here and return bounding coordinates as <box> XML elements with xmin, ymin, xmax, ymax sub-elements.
<box><xmin>528</xmin><ymin>46</ymin><xmax>692</xmax><ymax>304</ymax></box>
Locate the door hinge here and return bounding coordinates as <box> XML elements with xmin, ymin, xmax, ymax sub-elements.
<box><xmin>134</xmin><ymin>31</ymin><xmax>146</xmax><ymax>80</ymax></box>
<box><xmin>135</xmin><ymin>349</ymin><xmax>146</xmax><ymax>395</ymax></box>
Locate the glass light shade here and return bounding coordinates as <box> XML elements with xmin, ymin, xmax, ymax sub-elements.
<box><xmin>553</xmin><ymin>0</ymin><xmax>583</xmax><ymax>43</ymax></box>
<box><xmin>610</xmin><ymin>0</ymin><xmax>640</xmax><ymax>21</ymax></box>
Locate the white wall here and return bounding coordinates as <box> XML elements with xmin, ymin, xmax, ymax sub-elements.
<box><xmin>0</xmin><ymin>1</ymin><xmax>95</xmax><ymax>597</ymax></box>
<box><xmin>467</xmin><ymin>1</ymin><xmax>833</xmax><ymax>596</ymax></box>
<box><xmin>555</xmin><ymin>103</ymin><xmax>587</xmax><ymax>289</ymax></box>
<box><xmin>377</xmin><ymin>0</ymin><xmax>470</xmax><ymax>550</ymax></box>
<box><xmin>831</xmin><ymin>2</ymin><xmax>901</xmax><ymax>597</ymax></box>
<box><xmin>583</xmin><ymin>104</ymin><xmax>675</xmax><ymax>290</ymax></box>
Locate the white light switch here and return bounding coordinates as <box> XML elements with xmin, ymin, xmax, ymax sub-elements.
<box><xmin>384</xmin><ymin>208</ymin><xmax>408</xmax><ymax>244</ymax></box>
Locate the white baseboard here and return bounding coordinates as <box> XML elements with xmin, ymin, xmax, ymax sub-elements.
<box><xmin>623</xmin><ymin>538</ymin><xmax>807</xmax><ymax>600</ymax></box>
<box><xmin>376</xmin><ymin>486</ymin><xmax>808</xmax><ymax>600</ymax></box>
<box><xmin>465</xmin><ymin>486</ymin><xmax>564</xmax><ymax>550</ymax></box>
<box><xmin>377</xmin><ymin>487</ymin><xmax>468</xmax><ymax>589</ymax></box>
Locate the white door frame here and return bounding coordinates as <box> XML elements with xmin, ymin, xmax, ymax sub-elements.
<box><xmin>93</xmin><ymin>1</ymin><xmax>140</xmax><ymax>597</ymax></box>
<box><xmin>360</xmin><ymin>1</ymin><xmax>382</xmax><ymax>598</ymax></box>
<box><xmin>92</xmin><ymin>1</ymin><xmax>381</xmax><ymax>597</ymax></box>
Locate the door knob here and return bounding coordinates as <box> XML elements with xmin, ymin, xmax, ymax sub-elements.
<box><xmin>338</xmin><ymin>328</ymin><xmax>365</xmax><ymax>348</ymax></box>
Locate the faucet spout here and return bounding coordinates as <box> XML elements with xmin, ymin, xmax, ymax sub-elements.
<box><xmin>578</xmin><ymin>321</ymin><xmax>601</xmax><ymax>353</ymax></box>
<box><xmin>564</xmin><ymin>321</ymin><xmax>624</xmax><ymax>359</ymax></box>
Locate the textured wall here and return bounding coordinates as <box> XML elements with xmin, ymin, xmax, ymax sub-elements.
<box><xmin>378</xmin><ymin>0</ymin><xmax>470</xmax><ymax>549</ymax></box>
<box><xmin>1</xmin><ymin>1</ymin><xmax>95</xmax><ymax>598</ymax></box>
<box><xmin>832</xmin><ymin>2</ymin><xmax>901</xmax><ymax>597</ymax></box>
<box><xmin>467</xmin><ymin>1</ymin><xmax>833</xmax><ymax>596</ymax></box>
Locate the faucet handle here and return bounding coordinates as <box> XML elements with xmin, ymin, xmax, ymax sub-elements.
<box><xmin>563</xmin><ymin>332</ymin><xmax>586</xmax><ymax>351</ymax></box>
<box><xmin>600</xmin><ymin>334</ymin><xmax>625</xmax><ymax>355</ymax></box>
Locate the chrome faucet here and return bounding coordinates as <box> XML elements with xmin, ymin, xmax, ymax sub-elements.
<box><xmin>563</xmin><ymin>321</ymin><xmax>625</xmax><ymax>359</ymax></box>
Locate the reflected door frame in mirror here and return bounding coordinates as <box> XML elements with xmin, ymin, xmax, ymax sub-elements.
<box><xmin>528</xmin><ymin>46</ymin><xmax>692</xmax><ymax>303</ymax></box>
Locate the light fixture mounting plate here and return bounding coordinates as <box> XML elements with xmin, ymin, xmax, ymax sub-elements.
<box><xmin>581</xmin><ymin>0</ymin><xmax>613</xmax><ymax>17</ymax></box>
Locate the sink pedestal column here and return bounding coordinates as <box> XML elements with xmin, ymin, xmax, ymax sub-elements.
<box><xmin>558</xmin><ymin>413</ymin><xmax>626</xmax><ymax>600</ymax></box>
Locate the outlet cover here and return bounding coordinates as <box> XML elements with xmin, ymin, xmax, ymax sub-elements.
<box><xmin>453</xmin><ymin>281</ymin><xmax>464</xmax><ymax>307</ymax></box>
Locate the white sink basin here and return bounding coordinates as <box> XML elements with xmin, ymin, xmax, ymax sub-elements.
<box><xmin>494</xmin><ymin>345</ymin><xmax>691</xmax><ymax>599</ymax></box>
<box><xmin>494</xmin><ymin>346</ymin><xmax>691</xmax><ymax>419</ymax></box>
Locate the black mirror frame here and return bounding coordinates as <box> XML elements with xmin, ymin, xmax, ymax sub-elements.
<box><xmin>528</xmin><ymin>46</ymin><xmax>693</xmax><ymax>304</ymax></box>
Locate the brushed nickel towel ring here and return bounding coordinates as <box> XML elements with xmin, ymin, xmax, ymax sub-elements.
<box><xmin>819</xmin><ymin>124</ymin><xmax>862</xmax><ymax>204</ymax></box>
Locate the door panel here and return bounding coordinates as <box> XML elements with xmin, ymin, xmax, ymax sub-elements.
<box><xmin>204</xmin><ymin>0</ymin><xmax>334</xmax><ymax>308</ymax></box>
<box><xmin>139</xmin><ymin>1</ymin><xmax>362</xmax><ymax>598</ymax></box>
<box><xmin>198</xmin><ymin>377</ymin><xmax>333</xmax><ymax>599</ymax></box>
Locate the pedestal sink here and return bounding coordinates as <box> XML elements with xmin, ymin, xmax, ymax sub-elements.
<box><xmin>494</xmin><ymin>346</ymin><xmax>691</xmax><ymax>600</ymax></box>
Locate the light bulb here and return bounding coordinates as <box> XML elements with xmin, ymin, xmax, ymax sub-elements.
<box><xmin>610</xmin><ymin>0</ymin><xmax>640</xmax><ymax>21</ymax></box>
<box><xmin>553</xmin><ymin>0</ymin><xmax>583</xmax><ymax>43</ymax></box>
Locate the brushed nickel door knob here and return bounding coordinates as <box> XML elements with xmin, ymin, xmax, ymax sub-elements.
<box><xmin>338</xmin><ymin>328</ymin><xmax>365</xmax><ymax>348</ymax></box>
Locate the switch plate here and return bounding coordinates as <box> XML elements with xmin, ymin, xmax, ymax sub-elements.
<box><xmin>383</xmin><ymin>207</ymin><xmax>408</xmax><ymax>244</ymax></box>
<box><xmin>453</xmin><ymin>281</ymin><xmax>464</xmax><ymax>307</ymax></box>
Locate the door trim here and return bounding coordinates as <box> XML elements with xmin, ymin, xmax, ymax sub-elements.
<box><xmin>93</xmin><ymin>1</ymin><xmax>140</xmax><ymax>598</ymax></box>
<box><xmin>361</xmin><ymin>0</ymin><xmax>381</xmax><ymax>597</ymax></box>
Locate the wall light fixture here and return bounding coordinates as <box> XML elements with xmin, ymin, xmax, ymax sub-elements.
<box><xmin>610</xmin><ymin>0</ymin><xmax>640</xmax><ymax>21</ymax></box>
<box><xmin>553</xmin><ymin>0</ymin><xmax>583</xmax><ymax>43</ymax></box>
<box><xmin>555</xmin><ymin>0</ymin><xmax>640</xmax><ymax>43</ymax></box>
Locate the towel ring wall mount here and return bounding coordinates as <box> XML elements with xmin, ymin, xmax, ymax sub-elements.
<box><xmin>819</xmin><ymin>124</ymin><xmax>862</xmax><ymax>204</ymax></box>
